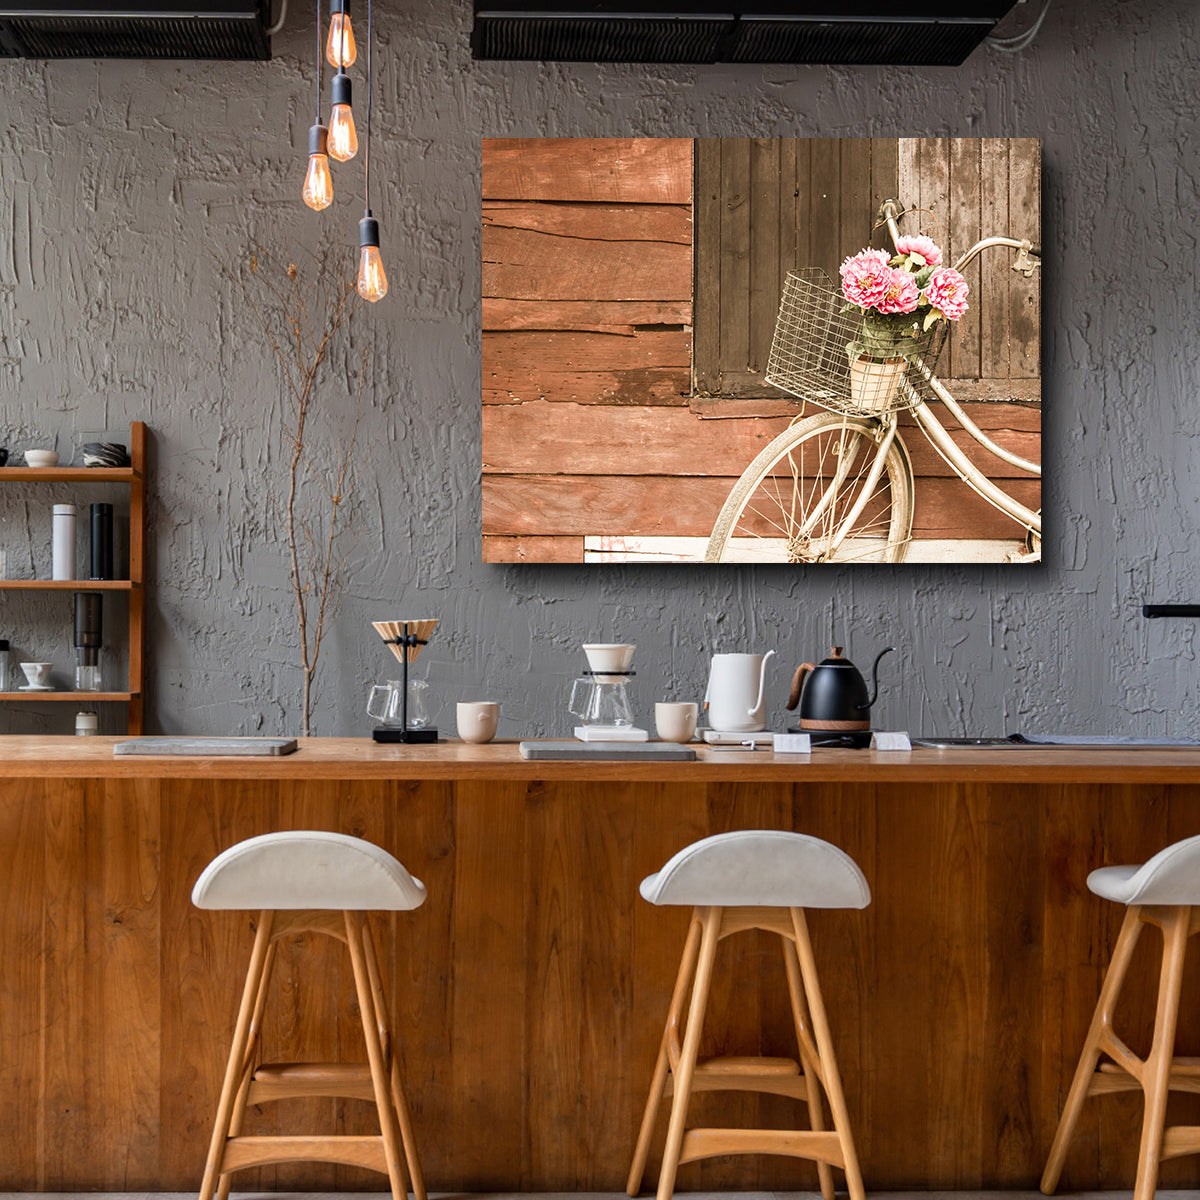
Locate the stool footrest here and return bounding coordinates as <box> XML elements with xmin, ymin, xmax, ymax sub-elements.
<box><xmin>698</xmin><ymin>1055</ymin><xmax>800</xmax><ymax>1077</ymax></box>
<box><xmin>221</xmin><ymin>1134</ymin><xmax>388</xmax><ymax>1174</ymax></box>
<box><xmin>665</xmin><ymin>1055</ymin><xmax>810</xmax><ymax>1101</ymax></box>
<box><xmin>679</xmin><ymin>1127</ymin><xmax>844</xmax><ymax>1167</ymax></box>
<box><xmin>248</xmin><ymin>1061</ymin><xmax>375</xmax><ymax>1103</ymax></box>
<box><xmin>1162</xmin><ymin>1126</ymin><xmax>1200</xmax><ymax>1161</ymax></box>
<box><xmin>1089</xmin><ymin>1057</ymin><xmax>1200</xmax><ymax>1098</ymax></box>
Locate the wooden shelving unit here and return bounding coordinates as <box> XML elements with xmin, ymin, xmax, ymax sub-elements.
<box><xmin>0</xmin><ymin>422</ymin><xmax>146</xmax><ymax>733</ymax></box>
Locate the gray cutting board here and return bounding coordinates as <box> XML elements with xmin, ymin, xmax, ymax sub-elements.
<box><xmin>520</xmin><ymin>740</ymin><xmax>696</xmax><ymax>761</ymax></box>
<box><xmin>114</xmin><ymin>737</ymin><xmax>298</xmax><ymax>756</ymax></box>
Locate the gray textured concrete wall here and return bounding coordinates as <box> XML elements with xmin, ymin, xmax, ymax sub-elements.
<box><xmin>0</xmin><ymin>0</ymin><xmax>1196</xmax><ymax>738</ymax></box>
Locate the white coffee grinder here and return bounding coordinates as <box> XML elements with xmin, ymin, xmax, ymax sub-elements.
<box><xmin>568</xmin><ymin>642</ymin><xmax>648</xmax><ymax>742</ymax></box>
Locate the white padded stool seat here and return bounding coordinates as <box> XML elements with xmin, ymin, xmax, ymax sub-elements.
<box><xmin>639</xmin><ymin>829</ymin><xmax>870</xmax><ymax>909</ymax></box>
<box><xmin>1087</xmin><ymin>835</ymin><xmax>1200</xmax><ymax>906</ymax></box>
<box><xmin>191</xmin><ymin>831</ymin><xmax>426</xmax><ymax>912</ymax></box>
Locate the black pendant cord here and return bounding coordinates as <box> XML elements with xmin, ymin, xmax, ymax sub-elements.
<box><xmin>315</xmin><ymin>0</ymin><xmax>322</xmax><ymax>121</ymax></box>
<box><xmin>364</xmin><ymin>0</ymin><xmax>372</xmax><ymax>215</ymax></box>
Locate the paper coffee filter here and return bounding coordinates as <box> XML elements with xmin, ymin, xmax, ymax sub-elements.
<box><xmin>372</xmin><ymin>619</ymin><xmax>439</xmax><ymax>664</ymax></box>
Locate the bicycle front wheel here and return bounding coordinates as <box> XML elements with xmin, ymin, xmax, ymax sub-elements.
<box><xmin>704</xmin><ymin>413</ymin><xmax>914</xmax><ymax>563</ymax></box>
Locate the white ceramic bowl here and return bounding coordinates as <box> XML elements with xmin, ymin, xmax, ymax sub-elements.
<box><xmin>18</xmin><ymin>661</ymin><xmax>54</xmax><ymax>687</ymax></box>
<box><xmin>582</xmin><ymin>642</ymin><xmax>636</xmax><ymax>674</ymax></box>
<box><xmin>24</xmin><ymin>449</ymin><xmax>58</xmax><ymax>468</ymax></box>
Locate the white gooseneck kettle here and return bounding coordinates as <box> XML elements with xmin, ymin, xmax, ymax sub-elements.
<box><xmin>704</xmin><ymin>650</ymin><xmax>776</xmax><ymax>732</ymax></box>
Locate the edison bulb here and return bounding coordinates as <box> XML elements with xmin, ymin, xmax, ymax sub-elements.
<box><xmin>302</xmin><ymin>124</ymin><xmax>333</xmax><ymax>210</ymax></box>
<box><xmin>328</xmin><ymin>72</ymin><xmax>357</xmax><ymax>162</ymax></box>
<box><xmin>325</xmin><ymin>9</ymin><xmax>356</xmax><ymax>66</ymax></box>
<box><xmin>303</xmin><ymin>153</ymin><xmax>333</xmax><ymax>210</ymax></box>
<box><xmin>357</xmin><ymin>245</ymin><xmax>388</xmax><ymax>301</ymax></box>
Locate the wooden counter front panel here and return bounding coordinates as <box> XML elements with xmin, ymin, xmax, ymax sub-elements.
<box><xmin>4</xmin><ymin>776</ymin><xmax>1200</xmax><ymax>1191</ymax></box>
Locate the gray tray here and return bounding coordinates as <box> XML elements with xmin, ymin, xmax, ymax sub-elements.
<box><xmin>114</xmin><ymin>737</ymin><xmax>298</xmax><ymax>757</ymax></box>
<box><xmin>520</xmin><ymin>740</ymin><xmax>696</xmax><ymax>761</ymax></box>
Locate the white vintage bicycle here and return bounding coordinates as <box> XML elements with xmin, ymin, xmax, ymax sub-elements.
<box><xmin>704</xmin><ymin>199</ymin><xmax>1042</xmax><ymax>563</ymax></box>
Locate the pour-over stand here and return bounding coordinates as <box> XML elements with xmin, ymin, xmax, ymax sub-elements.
<box><xmin>371</xmin><ymin>619</ymin><xmax>439</xmax><ymax>744</ymax></box>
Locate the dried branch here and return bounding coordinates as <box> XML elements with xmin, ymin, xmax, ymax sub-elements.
<box><xmin>220</xmin><ymin>241</ymin><xmax>368</xmax><ymax>735</ymax></box>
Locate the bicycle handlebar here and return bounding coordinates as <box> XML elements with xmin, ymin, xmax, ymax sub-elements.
<box><xmin>877</xmin><ymin>198</ymin><xmax>1039</xmax><ymax>276</ymax></box>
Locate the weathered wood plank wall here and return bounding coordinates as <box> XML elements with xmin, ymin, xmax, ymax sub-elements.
<box><xmin>898</xmin><ymin>136</ymin><xmax>1041</xmax><ymax>400</ymax></box>
<box><xmin>482</xmin><ymin>137</ymin><xmax>694</xmax><ymax>563</ymax></box>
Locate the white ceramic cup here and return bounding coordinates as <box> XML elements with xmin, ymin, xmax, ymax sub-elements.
<box><xmin>20</xmin><ymin>661</ymin><xmax>53</xmax><ymax>687</ymax></box>
<box><xmin>655</xmin><ymin>701</ymin><xmax>698</xmax><ymax>743</ymax></box>
<box><xmin>457</xmin><ymin>701</ymin><xmax>499</xmax><ymax>744</ymax></box>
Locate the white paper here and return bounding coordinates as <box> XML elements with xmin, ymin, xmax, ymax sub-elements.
<box><xmin>871</xmin><ymin>731</ymin><xmax>912</xmax><ymax>751</ymax></box>
<box><xmin>773</xmin><ymin>733</ymin><xmax>812</xmax><ymax>754</ymax></box>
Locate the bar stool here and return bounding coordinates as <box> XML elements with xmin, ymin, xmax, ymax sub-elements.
<box><xmin>192</xmin><ymin>831</ymin><xmax>427</xmax><ymax>1200</ymax></box>
<box><xmin>626</xmin><ymin>829</ymin><xmax>870</xmax><ymax>1200</ymax></box>
<box><xmin>1042</xmin><ymin>834</ymin><xmax>1200</xmax><ymax>1200</ymax></box>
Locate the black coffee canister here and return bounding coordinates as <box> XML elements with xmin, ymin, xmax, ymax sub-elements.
<box><xmin>90</xmin><ymin>502</ymin><xmax>113</xmax><ymax>580</ymax></box>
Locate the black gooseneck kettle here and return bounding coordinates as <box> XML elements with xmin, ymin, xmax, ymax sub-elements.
<box><xmin>785</xmin><ymin>645</ymin><xmax>895</xmax><ymax>732</ymax></box>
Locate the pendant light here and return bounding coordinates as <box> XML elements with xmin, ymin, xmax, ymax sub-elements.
<box><xmin>302</xmin><ymin>0</ymin><xmax>333</xmax><ymax>210</ymax></box>
<box><xmin>325</xmin><ymin>0</ymin><xmax>357</xmax><ymax>67</ymax></box>
<box><xmin>357</xmin><ymin>0</ymin><xmax>387</xmax><ymax>302</ymax></box>
<box><xmin>328</xmin><ymin>69</ymin><xmax>358</xmax><ymax>162</ymax></box>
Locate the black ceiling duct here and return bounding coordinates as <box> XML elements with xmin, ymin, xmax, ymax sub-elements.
<box><xmin>471</xmin><ymin>1</ymin><xmax>1018</xmax><ymax>65</ymax></box>
<box><xmin>0</xmin><ymin>1</ymin><xmax>271</xmax><ymax>59</ymax></box>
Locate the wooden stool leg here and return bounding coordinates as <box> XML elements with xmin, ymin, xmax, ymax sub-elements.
<box><xmin>364</xmin><ymin>917</ymin><xmax>426</xmax><ymax>1200</ymax></box>
<box><xmin>1134</xmin><ymin>906</ymin><xmax>1191</xmax><ymax>1200</ymax></box>
<box><xmin>215</xmin><ymin>940</ymin><xmax>278</xmax><ymax>1200</ymax></box>
<box><xmin>346</xmin><ymin>911</ymin><xmax>410</xmax><ymax>1200</ymax></box>
<box><xmin>783</xmin><ymin>933</ymin><xmax>835</xmax><ymax>1200</ymax></box>
<box><xmin>656</xmin><ymin>906</ymin><xmax>721</xmax><ymax>1200</ymax></box>
<box><xmin>791</xmin><ymin>906</ymin><xmax>865</xmax><ymax>1200</ymax></box>
<box><xmin>199</xmin><ymin>910</ymin><xmax>275</xmax><ymax>1200</ymax></box>
<box><xmin>1040</xmin><ymin>905</ymin><xmax>1144</xmax><ymax>1194</ymax></box>
<box><xmin>627</xmin><ymin>913</ymin><xmax>703</xmax><ymax>1197</ymax></box>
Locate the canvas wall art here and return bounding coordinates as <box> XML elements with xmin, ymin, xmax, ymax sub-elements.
<box><xmin>482</xmin><ymin>137</ymin><xmax>1041</xmax><ymax>564</ymax></box>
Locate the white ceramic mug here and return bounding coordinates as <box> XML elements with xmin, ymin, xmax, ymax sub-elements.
<box><xmin>457</xmin><ymin>701</ymin><xmax>499</xmax><ymax>744</ymax></box>
<box><xmin>655</xmin><ymin>701</ymin><xmax>697</xmax><ymax>743</ymax></box>
<box><xmin>704</xmin><ymin>650</ymin><xmax>776</xmax><ymax>732</ymax></box>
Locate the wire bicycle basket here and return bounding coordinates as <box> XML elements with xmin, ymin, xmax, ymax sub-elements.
<box><xmin>764</xmin><ymin>269</ymin><xmax>949</xmax><ymax>418</ymax></box>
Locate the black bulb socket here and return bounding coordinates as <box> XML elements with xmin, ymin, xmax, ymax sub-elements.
<box><xmin>330</xmin><ymin>0</ymin><xmax>347</xmax><ymax>14</ymax></box>
<box><xmin>308</xmin><ymin>122</ymin><xmax>329</xmax><ymax>157</ymax></box>
<box><xmin>359</xmin><ymin>211</ymin><xmax>381</xmax><ymax>250</ymax></box>
<box><xmin>331</xmin><ymin>71</ymin><xmax>352</xmax><ymax>108</ymax></box>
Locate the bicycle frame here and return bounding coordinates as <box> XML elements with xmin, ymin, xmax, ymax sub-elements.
<box><xmin>878</xmin><ymin>200</ymin><xmax>1041</xmax><ymax>538</ymax></box>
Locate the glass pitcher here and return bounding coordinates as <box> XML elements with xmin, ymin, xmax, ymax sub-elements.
<box><xmin>568</xmin><ymin>676</ymin><xmax>635</xmax><ymax>727</ymax></box>
<box><xmin>367</xmin><ymin>678</ymin><xmax>430</xmax><ymax>728</ymax></box>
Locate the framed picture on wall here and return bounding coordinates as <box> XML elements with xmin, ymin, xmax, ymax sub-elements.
<box><xmin>482</xmin><ymin>137</ymin><xmax>1041</xmax><ymax>565</ymax></box>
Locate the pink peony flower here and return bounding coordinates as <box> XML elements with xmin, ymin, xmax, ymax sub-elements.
<box><xmin>840</xmin><ymin>246</ymin><xmax>889</xmax><ymax>278</ymax></box>
<box><xmin>840</xmin><ymin>248</ymin><xmax>892</xmax><ymax>309</ymax></box>
<box><xmin>876</xmin><ymin>267</ymin><xmax>920</xmax><ymax>314</ymax></box>
<box><xmin>895</xmin><ymin>234</ymin><xmax>943</xmax><ymax>266</ymax></box>
<box><xmin>923</xmin><ymin>267</ymin><xmax>970</xmax><ymax>319</ymax></box>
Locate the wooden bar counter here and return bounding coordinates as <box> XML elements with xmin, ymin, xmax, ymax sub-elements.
<box><xmin>2</xmin><ymin>736</ymin><xmax>1200</xmax><ymax>1192</ymax></box>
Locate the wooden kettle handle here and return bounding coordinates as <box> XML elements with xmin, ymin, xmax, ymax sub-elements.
<box><xmin>787</xmin><ymin>663</ymin><xmax>816</xmax><ymax>711</ymax></box>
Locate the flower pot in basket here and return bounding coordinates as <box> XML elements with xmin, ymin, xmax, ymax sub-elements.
<box><xmin>849</xmin><ymin>355</ymin><xmax>906</xmax><ymax>413</ymax></box>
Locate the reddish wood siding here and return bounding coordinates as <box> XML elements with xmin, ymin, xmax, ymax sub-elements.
<box><xmin>482</xmin><ymin>138</ymin><xmax>695</xmax><ymax>562</ymax></box>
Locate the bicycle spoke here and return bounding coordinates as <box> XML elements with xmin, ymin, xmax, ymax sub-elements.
<box><xmin>712</xmin><ymin>414</ymin><xmax>912</xmax><ymax>564</ymax></box>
